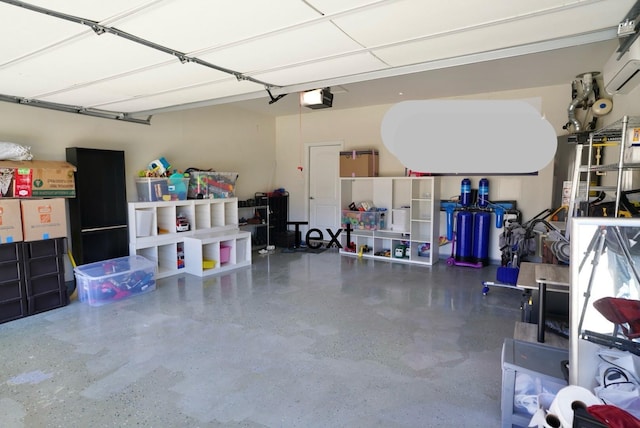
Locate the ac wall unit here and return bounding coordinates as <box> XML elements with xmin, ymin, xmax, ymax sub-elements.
<box><xmin>603</xmin><ymin>37</ymin><xmax>640</xmax><ymax>95</ymax></box>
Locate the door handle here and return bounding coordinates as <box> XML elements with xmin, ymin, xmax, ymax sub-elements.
<box><xmin>310</xmin><ymin>196</ymin><xmax>315</xmax><ymax>200</ymax></box>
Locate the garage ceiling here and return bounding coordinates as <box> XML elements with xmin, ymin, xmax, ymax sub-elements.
<box><xmin>0</xmin><ymin>0</ymin><xmax>637</xmax><ymax>123</ymax></box>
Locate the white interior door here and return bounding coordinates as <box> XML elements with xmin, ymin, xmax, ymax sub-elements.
<box><xmin>308</xmin><ymin>143</ymin><xmax>342</xmax><ymax>234</ymax></box>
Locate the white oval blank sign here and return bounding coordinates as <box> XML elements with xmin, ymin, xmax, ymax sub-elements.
<box><xmin>381</xmin><ymin>100</ymin><xmax>557</xmax><ymax>174</ymax></box>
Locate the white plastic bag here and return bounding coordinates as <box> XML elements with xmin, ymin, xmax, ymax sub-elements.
<box><xmin>0</xmin><ymin>142</ymin><xmax>33</xmax><ymax>160</ymax></box>
<box><xmin>594</xmin><ymin>348</ymin><xmax>640</xmax><ymax>419</ymax></box>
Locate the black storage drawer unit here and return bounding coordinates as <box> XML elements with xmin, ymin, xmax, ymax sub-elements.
<box><xmin>0</xmin><ymin>280</ymin><xmax>24</xmax><ymax>301</ymax></box>
<box><xmin>28</xmin><ymin>289</ymin><xmax>67</xmax><ymax>315</ymax></box>
<box><xmin>23</xmin><ymin>238</ymin><xmax>65</xmax><ymax>258</ymax></box>
<box><xmin>0</xmin><ymin>240</ymin><xmax>23</xmax><ymax>305</ymax></box>
<box><xmin>0</xmin><ymin>298</ymin><xmax>27</xmax><ymax>323</ymax></box>
<box><xmin>0</xmin><ymin>241</ymin><xmax>21</xmax><ymax>262</ymax></box>
<box><xmin>24</xmin><ymin>256</ymin><xmax>64</xmax><ymax>278</ymax></box>
<box><xmin>0</xmin><ymin>238</ymin><xmax>68</xmax><ymax>324</ymax></box>
<box><xmin>26</xmin><ymin>273</ymin><xmax>65</xmax><ymax>296</ymax></box>
<box><xmin>0</xmin><ymin>261</ymin><xmax>21</xmax><ymax>284</ymax></box>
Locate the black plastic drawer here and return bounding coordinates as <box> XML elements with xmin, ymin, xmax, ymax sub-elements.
<box><xmin>0</xmin><ymin>298</ymin><xmax>27</xmax><ymax>324</ymax></box>
<box><xmin>26</xmin><ymin>273</ymin><xmax>64</xmax><ymax>297</ymax></box>
<box><xmin>24</xmin><ymin>256</ymin><xmax>64</xmax><ymax>279</ymax></box>
<box><xmin>0</xmin><ymin>279</ymin><xmax>24</xmax><ymax>302</ymax></box>
<box><xmin>23</xmin><ymin>238</ymin><xmax>65</xmax><ymax>259</ymax></box>
<box><xmin>27</xmin><ymin>289</ymin><xmax>67</xmax><ymax>315</ymax></box>
<box><xmin>0</xmin><ymin>260</ymin><xmax>21</xmax><ymax>283</ymax></box>
<box><xmin>0</xmin><ymin>242</ymin><xmax>21</xmax><ymax>263</ymax></box>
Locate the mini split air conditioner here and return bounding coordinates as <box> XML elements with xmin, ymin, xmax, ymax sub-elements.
<box><xmin>603</xmin><ymin>37</ymin><xmax>640</xmax><ymax>95</ymax></box>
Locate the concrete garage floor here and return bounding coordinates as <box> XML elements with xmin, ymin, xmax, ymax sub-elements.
<box><xmin>0</xmin><ymin>249</ymin><xmax>524</xmax><ymax>427</ymax></box>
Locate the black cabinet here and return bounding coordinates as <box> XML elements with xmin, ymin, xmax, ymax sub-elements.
<box><xmin>66</xmin><ymin>148</ymin><xmax>129</xmax><ymax>265</ymax></box>
<box><xmin>268</xmin><ymin>192</ymin><xmax>289</xmax><ymax>246</ymax></box>
<box><xmin>0</xmin><ymin>238</ymin><xmax>68</xmax><ymax>324</ymax></box>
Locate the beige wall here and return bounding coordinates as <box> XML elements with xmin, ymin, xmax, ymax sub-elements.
<box><xmin>275</xmin><ymin>83</ymin><xmax>640</xmax><ymax>261</ymax></box>
<box><xmin>276</xmin><ymin>85</ymin><xmax>570</xmax><ymax>223</ymax></box>
<box><xmin>0</xmin><ymin>102</ymin><xmax>276</xmax><ymax>201</ymax></box>
<box><xmin>0</xmin><ymin>79</ymin><xmax>636</xmax><ymax>263</ymax></box>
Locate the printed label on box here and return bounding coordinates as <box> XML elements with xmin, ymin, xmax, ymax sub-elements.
<box><xmin>37</xmin><ymin>204</ymin><xmax>52</xmax><ymax>223</ymax></box>
<box><xmin>15</xmin><ymin>168</ymin><xmax>32</xmax><ymax>197</ymax></box>
<box><xmin>0</xmin><ymin>168</ymin><xmax>14</xmax><ymax>197</ymax></box>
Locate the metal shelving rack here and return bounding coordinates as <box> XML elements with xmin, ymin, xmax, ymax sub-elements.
<box><xmin>567</xmin><ymin>115</ymin><xmax>640</xmax><ymax>238</ymax></box>
<box><xmin>238</xmin><ymin>202</ymin><xmax>269</xmax><ymax>250</ymax></box>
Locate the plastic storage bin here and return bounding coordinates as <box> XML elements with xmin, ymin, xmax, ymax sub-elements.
<box><xmin>187</xmin><ymin>171</ymin><xmax>238</xmax><ymax>199</ymax></box>
<box><xmin>74</xmin><ymin>255</ymin><xmax>156</xmax><ymax>306</ymax></box>
<box><xmin>136</xmin><ymin>177</ymin><xmax>167</xmax><ymax>202</ymax></box>
<box><xmin>220</xmin><ymin>245</ymin><xmax>231</xmax><ymax>264</ymax></box>
<box><xmin>341</xmin><ymin>210</ymin><xmax>382</xmax><ymax>230</ymax></box>
<box><xmin>501</xmin><ymin>338</ymin><xmax>568</xmax><ymax>428</ymax></box>
<box><xmin>136</xmin><ymin>178</ymin><xmax>189</xmax><ymax>202</ymax></box>
<box><xmin>391</xmin><ymin>208</ymin><xmax>410</xmax><ymax>232</ymax></box>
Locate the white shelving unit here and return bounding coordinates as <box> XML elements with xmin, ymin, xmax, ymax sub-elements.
<box><xmin>128</xmin><ymin>198</ymin><xmax>251</xmax><ymax>279</ymax></box>
<box><xmin>339</xmin><ymin>177</ymin><xmax>440</xmax><ymax>265</ymax></box>
<box><xmin>183</xmin><ymin>230</ymin><xmax>251</xmax><ymax>277</ymax></box>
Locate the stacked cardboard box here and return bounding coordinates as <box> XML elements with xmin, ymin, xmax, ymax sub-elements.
<box><xmin>0</xmin><ymin>160</ymin><xmax>74</xmax><ymax>244</ymax></box>
<box><xmin>0</xmin><ymin>160</ymin><xmax>76</xmax><ymax>198</ymax></box>
<box><xmin>0</xmin><ymin>198</ymin><xmax>68</xmax><ymax>244</ymax></box>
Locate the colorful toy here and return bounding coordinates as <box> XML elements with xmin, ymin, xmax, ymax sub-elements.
<box><xmin>168</xmin><ymin>172</ymin><xmax>188</xmax><ymax>200</ymax></box>
<box><xmin>148</xmin><ymin>157</ymin><xmax>171</xmax><ymax>175</ymax></box>
<box><xmin>188</xmin><ymin>171</ymin><xmax>238</xmax><ymax>199</ymax></box>
<box><xmin>176</xmin><ymin>214</ymin><xmax>190</xmax><ymax>232</ymax></box>
<box><xmin>90</xmin><ymin>259</ymin><xmax>156</xmax><ymax>303</ymax></box>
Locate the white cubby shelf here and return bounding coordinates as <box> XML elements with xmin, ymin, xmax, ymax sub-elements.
<box><xmin>339</xmin><ymin>177</ymin><xmax>440</xmax><ymax>265</ymax></box>
<box><xmin>128</xmin><ymin>198</ymin><xmax>251</xmax><ymax>279</ymax></box>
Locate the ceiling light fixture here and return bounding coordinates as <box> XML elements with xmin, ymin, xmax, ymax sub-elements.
<box><xmin>300</xmin><ymin>88</ymin><xmax>333</xmax><ymax>109</ymax></box>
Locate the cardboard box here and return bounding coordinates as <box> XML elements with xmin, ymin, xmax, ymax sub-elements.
<box><xmin>0</xmin><ymin>160</ymin><xmax>76</xmax><ymax>198</ymax></box>
<box><xmin>20</xmin><ymin>198</ymin><xmax>67</xmax><ymax>242</ymax></box>
<box><xmin>0</xmin><ymin>199</ymin><xmax>23</xmax><ymax>243</ymax></box>
<box><xmin>339</xmin><ymin>150</ymin><xmax>379</xmax><ymax>177</ymax></box>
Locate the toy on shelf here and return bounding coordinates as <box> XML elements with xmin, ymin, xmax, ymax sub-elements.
<box><xmin>148</xmin><ymin>157</ymin><xmax>171</xmax><ymax>176</ymax></box>
<box><xmin>176</xmin><ymin>214</ymin><xmax>190</xmax><ymax>232</ymax></box>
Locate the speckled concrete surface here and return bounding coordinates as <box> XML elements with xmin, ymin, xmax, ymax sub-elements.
<box><xmin>0</xmin><ymin>249</ymin><xmax>523</xmax><ymax>427</ymax></box>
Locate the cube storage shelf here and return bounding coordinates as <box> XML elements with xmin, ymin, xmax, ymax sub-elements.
<box><xmin>183</xmin><ymin>230</ymin><xmax>251</xmax><ymax>277</ymax></box>
<box><xmin>128</xmin><ymin>198</ymin><xmax>251</xmax><ymax>279</ymax></box>
<box><xmin>339</xmin><ymin>177</ymin><xmax>440</xmax><ymax>265</ymax></box>
<box><xmin>0</xmin><ymin>238</ymin><xmax>68</xmax><ymax>324</ymax></box>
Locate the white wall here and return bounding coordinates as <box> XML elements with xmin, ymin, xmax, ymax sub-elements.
<box><xmin>0</xmin><ymin>80</ymin><xmax>636</xmax><ymax>264</ymax></box>
<box><xmin>274</xmin><ymin>83</ymin><xmax>639</xmax><ymax>262</ymax></box>
<box><xmin>0</xmin><ymin>102</ymin><xmax>276</xmax><ymax>201</ymax></box>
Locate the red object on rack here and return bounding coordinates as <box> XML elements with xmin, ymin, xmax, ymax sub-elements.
<box><xmin>588</xmin><ymin>404</ymin><xmax>640</xmax><ymax>428</ymax></box>
<box><xmin>593</xmin><ymin>297</ymin><xmax>640</xmax><ymax>339</ymax></box>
